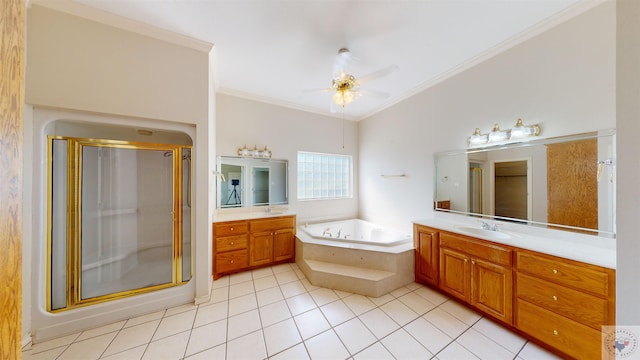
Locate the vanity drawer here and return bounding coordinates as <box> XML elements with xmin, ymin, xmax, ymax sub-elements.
<box><xmin>215</xmin><ymin>250</ymin><xmax>248</xmax><ymax>274</ymax></box>
<box><xmin>214</xmin><ymin>221</ymin><xmax>249</xmax><ymax>237</ymax></box>
<box><xmin>216</xmin><ymin>235</ymin><xmax>248</xmax><ymax>252</ymax></box>
<box><xmin>516</xmin><ymin>299</ymin><xmax>603</xmax><ymax>360</ymax></box>
<box><xmin>516</xmin><ymin>251</ymin><xmax>610</xmax><ymax>296</ymax></box>
<box><xmin>251</xmin><ymin>216</ymin><xmax>295</xmax><ymax>233</ymax></box>
<box><xmin>440</xmin><ymin>232</ymin><xmax>512</xmax><ymax>266</ymax></box>
<box><xmin>516</xmin><ymin>273</ymin><xmax>608</xmax><ymax>329</ymax></box>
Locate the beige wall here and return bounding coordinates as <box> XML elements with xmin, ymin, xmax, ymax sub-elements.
<box><xmin>616</xmin><ymin>0</ymin><xmax>640</xmax><ymax>325</ymax></box>
<box><xmin>359</xmin><ymin>1</ymin><xmax>616</xmax><ymax>233</ymax></box>
<box><xmin>216</xmin><ymin>94</ymin><xmax>359</xmax><ymax>223</ymax></box>
<box><xmin>24</xmin><ymin>5</ymin><xmax>214</xmax><ymax>342</ymax></box>
<box><xmin>26</xmin><ymin>5</ymin><xmax>208</xmax><ymax>123</ymax></box>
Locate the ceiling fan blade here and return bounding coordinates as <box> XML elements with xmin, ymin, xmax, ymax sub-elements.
<box><xmin>359</xmin><ymin>89</ymin><xmax>389</xmax><ymax>98</ymax></box>
<box><xmin>303</xmin><ymin>87</ymin><xmax>332</xmax><ymax>94</ymax></box>
<box><xmin>357</xmin><ymin>65</ymin><xmax>399</xmax><ymax>84</ymax></box>
<box><xmin>333</xmin><ymin>48</ymin><xmax>359</xmax><ymax>78</ymax></box>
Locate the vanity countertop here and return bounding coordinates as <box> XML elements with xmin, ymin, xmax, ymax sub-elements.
<box><xmin>214</xmin><ymin>208</ymin><xmax>295</xmax><ymax>223</ymax></box>
<box><xmin>414</xmin><ymin>216</ymin><xmax>616</xmax><ymax>269</ymax></box>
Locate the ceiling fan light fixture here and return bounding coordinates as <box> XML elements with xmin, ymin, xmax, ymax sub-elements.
<box><xmin>332</xmin><ymin>90</ymin><xmax>355</xmax><ymax>107</ymax></box>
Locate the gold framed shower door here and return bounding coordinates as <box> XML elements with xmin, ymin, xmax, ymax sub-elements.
<box><xmin>46</xmin><ymin>136</ymin><xmax>193</xmax><ymax>312</ymax></box>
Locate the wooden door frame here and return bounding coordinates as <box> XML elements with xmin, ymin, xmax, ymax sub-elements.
<box><xmin>1</xmin><ymin>0</ymin><xmax>25</xmax><ymax>358</ymax></box>
<box><xmin>489</xmin><ymin>157</ymin><xmax>533</xmax><ymax>221</ymax></box>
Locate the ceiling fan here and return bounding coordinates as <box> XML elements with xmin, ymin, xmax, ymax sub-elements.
<box><xmin>325</xmin><ymin>48</ymin><xmax>398</xmax><ymax>112</ymax></box>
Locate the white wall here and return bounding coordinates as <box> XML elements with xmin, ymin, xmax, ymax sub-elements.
<box><xmin>435</xmin><ymin>152</ymin><xmax>467</xmax><ymax>211</ymax></box>
<box><xmin>216</xmin><ymin>94</ymin><xmax>359</xmax><ymax>224</ymax></box>
<box><xmin>616</xmin><ymin>0</ymin><xmax>640</xmax><ymax>325</ymax></box>
<box><xmin>24</xmin><ymin>4</ymin><xmax>214</xmax><ymax>342</ymax></box>
<box><xmin>359</xmin><ymin>1</ymin><xmax>616</xmax><ymax>234</ymax></box>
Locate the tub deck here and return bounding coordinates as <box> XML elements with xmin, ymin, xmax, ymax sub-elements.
<box><xmin>295</xmin><ymin>220</ymin><xmax>414</xmax><ymax>297</ymax></box>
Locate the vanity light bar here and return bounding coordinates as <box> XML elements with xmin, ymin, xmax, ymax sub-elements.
<box><xmin>237</xmin><ymin>144</ymin><xmax>272</xmax><ymax>158</ymax></box>
<box><xmin>468</xmin><ymin>118</ymin><xmax>540</xmax><ymax>148</ymax></box>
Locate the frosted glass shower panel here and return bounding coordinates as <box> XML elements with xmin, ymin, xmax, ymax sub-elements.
<box><xmin>50</xmin><ymin>139</ymin><xmax>68</xmax><ymax>310</ymax></box>
<box><xmin>182</xmin><ymin>147</ymin><xmax>192</xmax><ymax>282</ymax></box>
<box><xmin>80</xmin><ymin>146</ymin><xmax>174</xmax><ymax>300</ymax></box>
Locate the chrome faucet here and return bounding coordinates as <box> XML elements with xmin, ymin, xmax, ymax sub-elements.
<box><xmin>265</xmin><ymin>206</ymin><xmax>272</xmax><ymax>213</ymax></box>
<box><xmin>480</xmin><ymin>221</ymin><xmax>499</xmax><ymax>231</ymax></box>
<box><xmin>322</xmin><ymin>228</ymin><xmax>332</xmax><ymax>237</ymax></box>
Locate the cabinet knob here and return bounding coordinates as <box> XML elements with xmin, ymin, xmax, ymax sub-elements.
<box><xmin>552</xmin><ymin>295</ymin><xmax>558</xmax><ymax>301</ymax></box>
<box><xmin>464</xmin><ymin>258</ymin><xmax>468</xmax><ymax>263</ymax></box>
<box><xmin>230</xmin><ymin>227</ymin><xmax>234</xmax><ymax>231</ymax></box>
<box><xmin>230</xmin><ymin>260</ymin><xmax>234</xmax><ymax>263</ymax></box>
<box><xmin>553</xmin><ymin>330</ymin><xmax>559</xmax><ymax>336</ymax></box>
<box><xmin>230</xmin><ymin>242</ymin><xmax>234</xmax><ymax>245</ymax></box>
<box><xmin>471</xmin><ymin>260</ymin><xmax>476</xmax><ymax>265</ymax></box>
<box><xmin>552</xmin><ymin>269</ymin><xmax>558</xmax><ymax>275</ymax></box>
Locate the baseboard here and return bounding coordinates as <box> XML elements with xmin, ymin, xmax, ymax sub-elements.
<box><xmin>22</xmin><ymin>335</ymin><xmax>32</xmax><ymax>350</ymax></box>
<box><xmin>33</xmin><ymin>286</ymin><xmax>194</xmax><ymax>343</ymax></box>
<box><xmin>194</xmin><ymin>276</ymin><xmax>213</xmax><ymax>305</ymax></box>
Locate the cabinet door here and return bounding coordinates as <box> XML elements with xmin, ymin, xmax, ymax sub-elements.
<box><xmin>415</xmin><ymin>227</ymin><xmax>439</xmax><ymax>286</ymax></box>
<box><xmin>215</xmin><ymin>250</ymin><xmax>249</xmax><ymax>275</ymax></box>
<box><xmin>439</xmin><ymin>248</ymin><xmax>470</xmax><ymax>302</ymax></box>
<box><xmin>471</xmin><ymin>257</ymin><xmax>513</xmax><ymax>324</ymax></box>
<box><xmin>250</xmin><ymin>232</ymin><xmax>273</xmax><ymax>266</ymax></box>
<box><xmin>273</xmin><ymin>228</ymin><xmax>295</xmax><ymax>262</ymax></box>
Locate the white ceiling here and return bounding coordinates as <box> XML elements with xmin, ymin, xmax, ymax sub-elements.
<box><xmin>63</xmin><ymin>0</ymin><xmax>587</xmax><ymax>120</ymax></box>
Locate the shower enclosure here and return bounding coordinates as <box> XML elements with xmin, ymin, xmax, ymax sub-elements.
<box><xmin>48</xmin><ymin>136</ymin><xmax>192</xmax><ymax>311</ymax></box>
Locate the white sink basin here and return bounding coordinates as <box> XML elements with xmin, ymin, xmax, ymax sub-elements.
<box><xmin>454</xmin><ymin>226</ymin><xmax>512</xmax><ymax>240</ymax></box>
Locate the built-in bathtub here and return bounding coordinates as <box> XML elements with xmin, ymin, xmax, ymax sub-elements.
<box><xmin>300</xmin><ymin>219</ymin><xmax>412</xmax><ymax>247</ymax></box>
<box><xmin>296</xmin><ymin>219</ymin><xmax>414</xmax><ymax>297</ymax></box>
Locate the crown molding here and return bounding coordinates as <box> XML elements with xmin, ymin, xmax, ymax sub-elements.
<box><xmin>30</xmin><ymin>0</ymin><xmax>213</xmax><ymax>53</ymax></box>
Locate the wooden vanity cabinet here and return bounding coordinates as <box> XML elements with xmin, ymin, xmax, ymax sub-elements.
<box><xmin>414</xmin><ymin>225</ymin><xmax>440</xmax><ymax>286</ymax></box>
<box><xmin>412</xmin><ymin>223</ymin><xmax>616</xmax><ymax>360</ymax></box>
<box><xmin>213</xmin><ymin>215</ymin><xmax>296</xmax><ymax>279</ymax></box>
<box><xmin>515</xmin><ymin>250</ymin><xmax>615</xmax><ymax>360</ymax></box>
<box><xmin>439</xmin><ymin>232</ymin><xmax>513</xmax><ymax>324</ymax></box>
<box><xmin>213</xmin><ymin>221</ymin><xmax>250</xmax><ymax>277</ymax></box>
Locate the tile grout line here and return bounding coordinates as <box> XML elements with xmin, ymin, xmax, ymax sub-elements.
<box><xmin>430</xmin><ymin>313</ymin><xmax>484</xmax><ymax>360</ymax></box>
<box><xmin>180</xmin><ymin>298</ymin><xmax>202</xmax><ymax>359</ymax></box>
<box><xmin>513</xmin><ymin>339</ymin><xmax>530</xmax><ymax>359</ymax></box>
<box><xmin>38</xmin><ymin>273</ymin><xmax>537</xmax><ymax>360</ymax></box>
<box><xmin>272</xmin><ymin>265</ymin><xmax>314</xmax><ymax>360</ymax></box>
<box><xmin>223</xmin><ymin>277</ymin><xmax>231</xmax><ymax>360</ymax></box>
<box><xmin>50</xmin><ymin>332</ymin><xmax>83</xmax><ymax>360</ymax></box>
<box><xmin>95</xmin><ymin>320</ymin><xmax>128</xmax><ymax>359</ymax></box>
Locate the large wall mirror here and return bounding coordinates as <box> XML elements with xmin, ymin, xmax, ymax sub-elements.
<box><xmin>216</xmin><ymin>156</ymin><xmax>288</xmax><ymax>208</ymax></box>
<box><xmin>434</xmin><ymin>129</ymin><xmax>616</xmax><ymax>237</ymax></box>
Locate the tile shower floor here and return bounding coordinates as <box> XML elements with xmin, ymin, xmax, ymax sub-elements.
<box><xmin>23</xmin><ymin>263</ymin><xmax>562</xmax><ymax>360</ymax></box>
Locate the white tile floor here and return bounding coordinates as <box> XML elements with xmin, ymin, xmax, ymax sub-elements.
<box><xmin>23</xmin><ymin>263</ymin><xmax>562</xmax><ymax>360</ymax></box>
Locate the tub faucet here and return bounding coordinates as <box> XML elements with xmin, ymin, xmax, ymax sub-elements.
<box><xmin>322</xmin><ymin>228</ymin><xmax>332</xmax><ymax>237</ymax></box>
<box><xmin>336</xmin><ymin>229</ymin><xmax>342</xmax><ymax>238</ymax></box>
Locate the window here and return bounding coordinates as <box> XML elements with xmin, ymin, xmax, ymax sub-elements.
<box><xmin>297</xmin><ymin>151</ymin><xmax>352</xmax><ymax>200</ymax></box>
